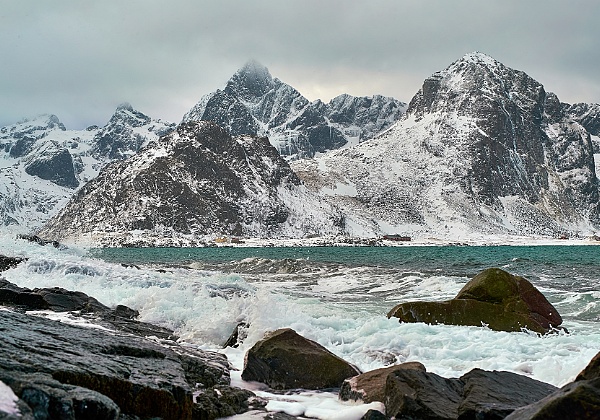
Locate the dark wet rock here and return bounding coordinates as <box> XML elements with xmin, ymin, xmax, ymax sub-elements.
<box><xmin>263</xmin><ymin>413</ymin><xmax>300</xmax><ymax>420</ymax></box>
<box><xmin>505</xmin><ymin>351</ymin><xmax>600</xmax><ymax>419</ymax></box>
<box><xmin>385</xmin><ymin>367</ymin><xmax>463</xmax><ymax>419</ymax></box>
<box><xmin>576</xmin><ymin>352</ymin><xmax>600</xmax><ymax>382</ymax></box>
<box><xmin>1</xmin><ymin>372</ymin><xmax>120</xmax><ymax>420</ymax></box>
<box><xmin>0</xmin><ymin>279</ymin><xmax>176</xmax><ymax>340</ymax></box>
<box><xmin>223</xmin><ymin>321</ymin><xmax>249</xmax><ymax>348</ymax></box>
<box><xmin>17</xmin><ymin>234</ymin><xmax>62</xmax><ymax>248</ymax></box>
<box><xmin>339</xmin><ymin>362</ymin><xmax>426</xmax><ymax>403</ymax></box>
<box><xmin>193</xmin><ymin>385</ymin><xmax>260</xmax><ymax>419</ymax></box>
<box><xmin>0</xmin><ymin>310</ymin><xmax>191</xmax><ymax>419</ymax></box>
<box><xmin>387</xmin><ymin>268</ymin><xmax>562</xmax><ymax>334</ymax></box>
<box><xmin>0</xmin><ymin>255</ymin><xmax>27</xmax><ymax>272</ymax></box>
<box><xmin>0</xmin><ymin>305</ymin><xmax>255</xmax><ymax>420</ymax></box>
<box><xmin>384</xmin><ymin>367</ymin><xmax>557</xmax><ymax>420</ymax></box>
<box><xmin>458</xmin><ymin>369</ymin><xmax>558</xmax><ymax>419</ymax></box>
<box><xmin>360</xmin><ymin>409</ymin><xmax>387</xmax><ymax>420</ymax></box>
<box><xmin>242</xmin><ymin>328</ymin><xmax>361</xmax><ymax>390</ymax></box>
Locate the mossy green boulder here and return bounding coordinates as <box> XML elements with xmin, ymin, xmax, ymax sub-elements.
<box><xmin>387</xmin><ymin>268</ymin><xmax>562</xmax><ymax>334</ymax></box>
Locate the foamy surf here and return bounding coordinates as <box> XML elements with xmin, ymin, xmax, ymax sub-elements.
<box><xmin>1</xmin><ymin>235</ymin><xmax>599</xmax><ymax>418</ymax></box>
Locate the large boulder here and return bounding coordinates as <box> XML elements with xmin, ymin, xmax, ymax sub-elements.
<box><xmin>384</xmin><ymin>367</ymin><xmax>557</xmax><ymax>420</ymax></box>
<box><xmin>387</xmin><ymin>268</ymin><xmax>562</xmax><ymax>334</ymax></box>
<box><xmin>505</xmin><ymin>351</ymin><xmax>600</xmax><ymax>419</ymax></box>
<box><xmin>0</xmin><ymin>309</ymin><xmax>223</xmax><ymax>420</ymax></box>
<box><xmin>0</xmin><ymin>304</ymin><xmax>261</xmax><ymax>420</ymax></box>
<box><xmin>241</xmin><ymin>328</ymin><xmax>360</xmax><ymax>390</ymax></box>
<box><xmin>339</xmin><ymin>362</ymin><xmax>426</xmax><ymax>403</ymax></box>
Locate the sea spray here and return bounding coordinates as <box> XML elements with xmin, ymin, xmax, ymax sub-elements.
<box><xmin>2</xmin><ymin>238</ymin><xmax>600</xmax><ymax>393</ymax></box>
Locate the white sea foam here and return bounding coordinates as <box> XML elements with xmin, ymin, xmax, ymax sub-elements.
<box><xmin>2</xmin><ymin>234</ymin><xmax>600</xmax><ymax>418</ymax></box>
<box><xmin>0</xmin><ymin>380</ymin><xmax>20</xmax><ymax>416</ymax></box>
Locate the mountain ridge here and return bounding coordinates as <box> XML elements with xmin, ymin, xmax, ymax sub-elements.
<box><xmin>38</xmin><ymin>121</ymin><xmax>346</xmax><ymax>246</ymax></box>
<box><xmin>292</xmin><ymin>51</ymin><xmax>600</xmax><ymax>239</ymax></box>
<box><xmin>0</xmin><ymin>107</ymin><xmax>174</xmax><ymax>231</ymax></box>
<box><xmin>183</xmin><ymin>61</ymin><xmax>406</xmax><ymax>159</ymax></box>
<box><xmin>4</xmin><ymin>52</ymin><xmax>600</xmax><ymax>243</ymax></box>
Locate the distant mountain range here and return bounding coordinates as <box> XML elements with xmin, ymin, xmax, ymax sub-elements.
<box><xmin>292</xmin><ymin>52</ymin><xmax>600</xmax><ymax>238</ymax></box>
<box><xmin>3</xmin><ymin>55</ymin><xmax>600</xmax><ymax>244</ymax></box>
<box><xmin>38</xmin><ymin>121</ymin><xmax>345</xmax><ymax>246</ymax></box>
<box><xmin>182</xmin><ymin>60</ymin><xmax>406</xmax><ymax>160</ymax></box>
<box><xmin>0</xmin><ymin>104</ymin><xmax>174</xmax><ymax>229</ymax></box>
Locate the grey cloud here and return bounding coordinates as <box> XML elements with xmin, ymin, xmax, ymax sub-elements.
<box><xmin>1</xmin><ymin>0</ymin><xmax>599</xmax><ymax>129</ymax></box>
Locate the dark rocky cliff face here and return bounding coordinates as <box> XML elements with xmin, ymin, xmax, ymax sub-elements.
<box><xmin>563</xmin><ymin>102</ymin><xmax>600</xmax><ymax>152</ymax></box>
<box><xmin>407</xmin><ymin>52</ymin><xmax>599</xmax><ymax>227</ymax></box>
<box><xmin>92</xmin><ymin>102</ymin><xmax>175</xmax><ymax>160</ymax></box>
<box><xmin>39</xmin><ymin>121</ymin><xmax>344</xmax><ymax>244</ymax></box>
<box><xmin>23</xmin><ymin>141</ymin><xmax>79</xmax><ymax>188</ymax></box>
<box><xmin>183</xmin><ymin>61</ymin><xmax>405</xmax><ymax>159</ymax></box>
<box><xmin>293</xmin><ymin>52</ymin><xmax>600</xmax><ymax>237</ymax></box>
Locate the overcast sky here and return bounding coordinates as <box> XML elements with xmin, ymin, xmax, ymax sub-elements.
<box><xmin>1</xmin><ymin>1</ymin><xmax>599</xmax><ymax>129</ymax></box>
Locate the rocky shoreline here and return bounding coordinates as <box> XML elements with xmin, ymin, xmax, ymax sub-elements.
<box><xmin>0</xmin><ymin>256</ymin><xmax>599</xmax><ymax>419</ymax></box>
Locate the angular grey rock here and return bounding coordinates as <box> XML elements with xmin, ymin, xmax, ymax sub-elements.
<box><xmin>458</xmin><ymin>369</ymin><xmax>558</xmax><ymax>419</ymax></box>
<box><xmin>384</xmin><ymin>367</ymin><xmax>557</xmax><ymax>420</ymax></box>
<box><xmin>505</xmin><ymin>351</ymin><xmax>600</xmax><ymax>420</ymax></box>
<box><xmin>0</xmin><ymin>302</ymin><xmax>256</xmax><ymax>420</ymax></box>
<box><xmin>0</xmin><ymin>278</ymin><xmax>176</xmax><ymax>340</ymax></box>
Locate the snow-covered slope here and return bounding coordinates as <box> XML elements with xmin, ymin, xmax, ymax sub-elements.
<box><xmin>292</xmin><ymin>52</ymin><xmax>600</xmax><ymax>239</ymax></box>
<box><xmin>183</xmin><ymin>61</ymin><xmax>406</xmax><ymax>159</ymax></box>
<box><xmin>38</xmin><ymin>121</ymin><xmax>345</xmax><ymax>246</ymax></box>
<box><xmin>0</xmin><ymin>106</ymin><xmax>174</xmax><ymax>231</ymax></box>
<box><xmin>564</xmin><ymin>102</ymin><xmax>600</xmax><ymax>153</ymax></box>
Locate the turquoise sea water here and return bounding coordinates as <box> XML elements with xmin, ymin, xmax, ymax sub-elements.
<box><xmin>92</xmin><ymin>245</ymin><xmax>600</xmax><ymax>291</ymax></box>
<box><xmin>91</xmin><ymin>244</ymin><xmax>600</xmax><ymax>326</ymax></box>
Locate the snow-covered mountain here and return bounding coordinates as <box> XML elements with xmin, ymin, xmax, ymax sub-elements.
<box><xmin>0</xmin><ymin>105</ymin><xmax>174</xmax><ymax>231</ymax></box>
<box><xmin>38</xmin><ymin>121</ymin><xmax>345</xmax><ymax>246</ymax></box>
<box><xmin>292</xmin><ymin>52</ymin><xmax>600</xmax><ymax>239</ymax></box>
<box><xmin>182</xmin><ymin>60</ymin><xmax>406</xmax><ymax>159</ymax></box>
<box><xmin>564</xmin><ymin>102</ymin><xmax>600</xmax><ymax>155</ymax></box>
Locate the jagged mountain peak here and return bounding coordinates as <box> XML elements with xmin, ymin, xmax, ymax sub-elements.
<box><xmin>39</xmin><ymin>120</ymin><xmax>345</xmax><ymax>245</ymax></box>
<box><xmin>90</xmin><ymin>104</ymin><xmax>174</xmax><ymax>160</ymax></box>
<box><xmin>458</xmin><ymin>51</ymin><xmax>501</xmax><ymax>66</ymax></box>
<box><xmin>407</xmin><ymin>51</ymin><xmax>543</xmax><ymax>119</ymax></box>
<box><xmin>1</xmin><ymin>114</ymin><xmax>66</xmax><ymax>138</ymax></box>
<box><xmin>293</xmin><ymin>53</ymin><xmax>599</xmax><ymax>239</ymax></box>
<box><xmin>226</xmin><ymin>60</ymin><xmax>277</xmax><ymax>100</ymax></box>
<box><xmin>116</xmin><ymin>102</ymin><xmax>134</xmax><ymax>111</ymax></box>
<box><xmin>107</xmin><ymin>103</ymin><xmax>152</xmax><ymax>128</ymax></box>
<box><xmin>237</xmin><ymin>59</ymin><xmax>271</xmax><ymax>80</ymax></box>
<box><xmin>183</xmin><ymin>63</ymin><xmax>405</xmax><ymax>159</ymax></box>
